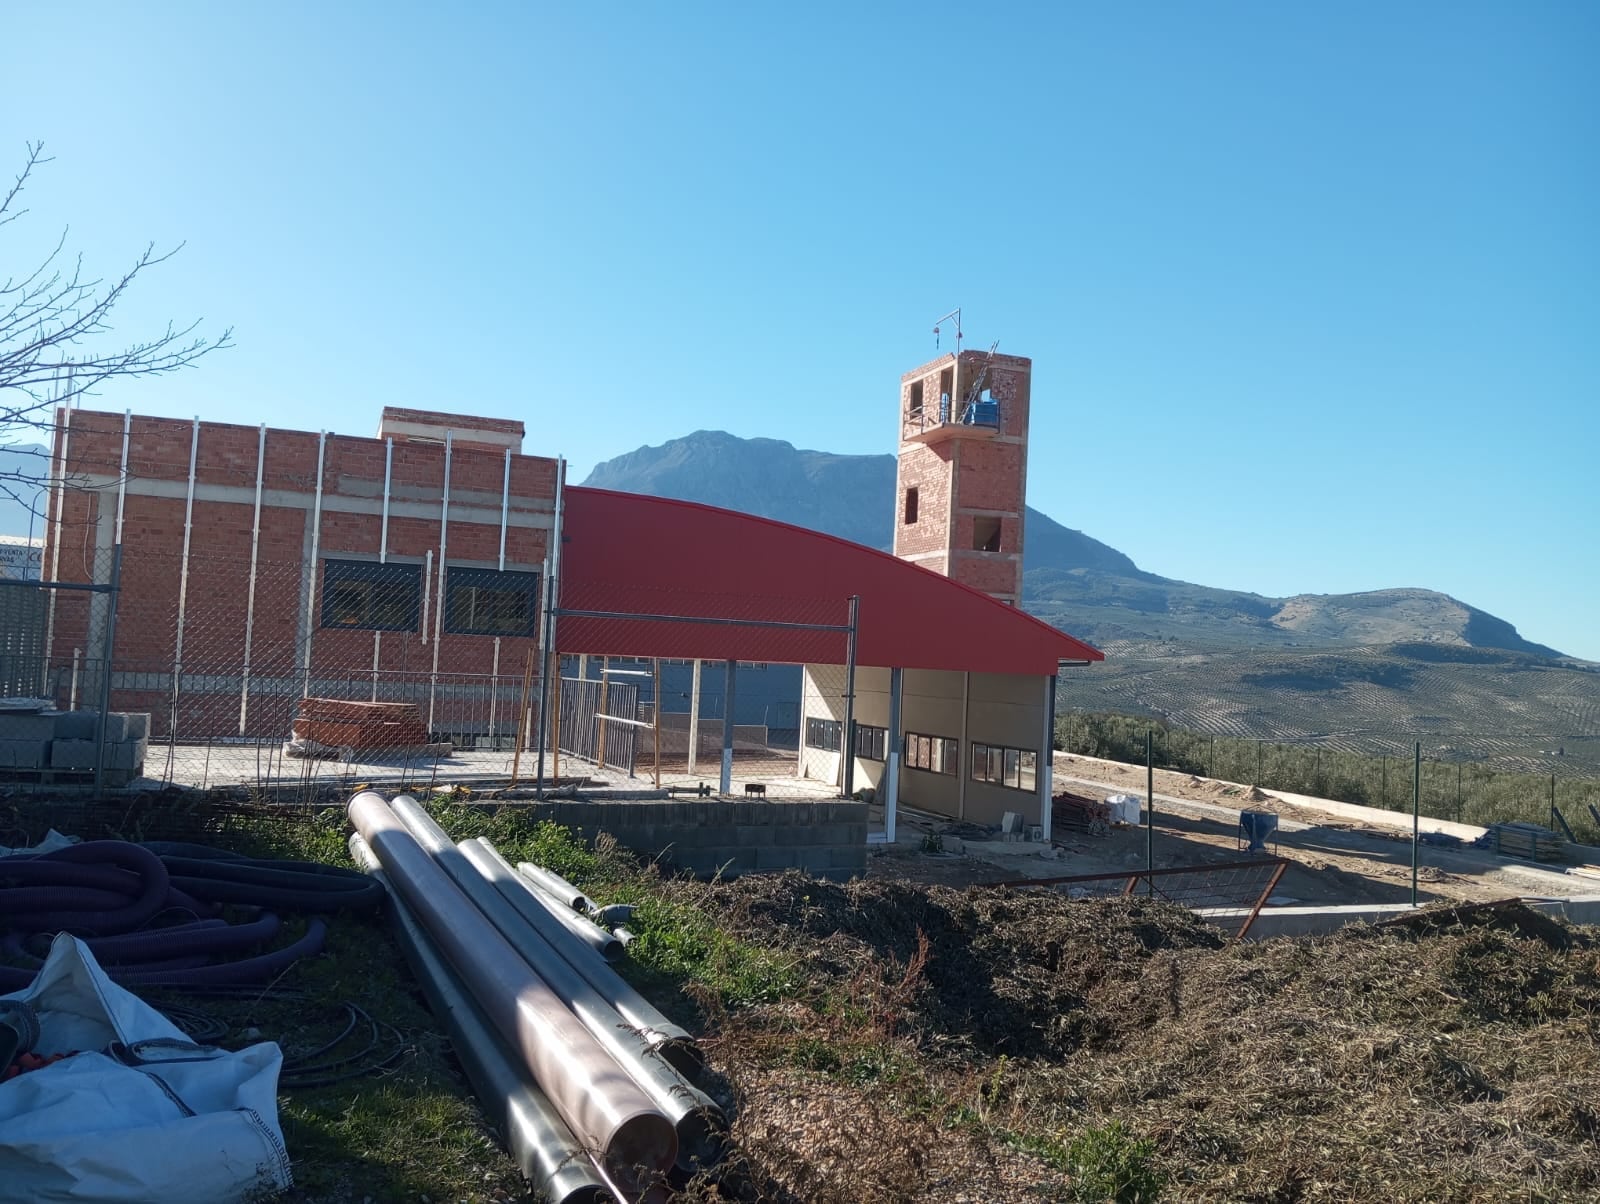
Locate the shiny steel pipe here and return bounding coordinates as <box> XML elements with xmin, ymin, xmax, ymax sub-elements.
<box><xmin>519</xmin><ymin>862</ymin><xmax>596</xmax><ymax>912</ymax></box>
<box><xmin>346</xmin><ymin>792</ymin><xmax>675</xmax><ymax>1189</ymax></box>
<box><xmin>466</xmin><ymin>840</ymin><xmax>703</xmax><ymax>1080</ymax></box>
<box><xmin>507</xmin><ymin>861</ymin><xmax>623</xmax><ymax>961</ymax></box>
<box><xmin>348</xmin><ymin>834</ymin><xmax>613</xmax><ymax>1204</ymax></box>
<box><xmin>384</xmin><ymin>800</ymin><xmax>724</xmax><ymax>1170</ymax></box>
<box><xmin>456</xmin><ymin>842</ymin><xmax>726</xmax><ymax>1170</ymax></box>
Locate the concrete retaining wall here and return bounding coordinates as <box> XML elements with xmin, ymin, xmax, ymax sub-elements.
<box><xmin>1206</xmin><ymin>895</ymin><xmax>1600</xmax><ymax>940</ymax></box>
<box><xmin>509</xmin><ymin>798</ymin><xmax>870</xmax><ymax>882</ymax></box>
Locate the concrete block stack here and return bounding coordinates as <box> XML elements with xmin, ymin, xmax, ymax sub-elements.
<box><xmin>0</xmin><ymin>709</ymin><xmax>149</xmax><ymax>784</ymax></box>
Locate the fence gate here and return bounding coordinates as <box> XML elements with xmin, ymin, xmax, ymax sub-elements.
<box><xmin>0</xmin><ymin>583</ymin><xmax>47</xmax><ymax>698</ymax></box>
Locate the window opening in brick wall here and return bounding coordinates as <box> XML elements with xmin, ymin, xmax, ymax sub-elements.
<box><xmin>445</xmin><ymin>567</ymin><xmax>541</xmax><ymax>636</ymax></box>
<box><xmin>321</xmin><ymin>559</ymin><xmax>422</xmax><ymax>632</ymax></box>
<box><xmin>908</xmin><ymin>379</ymin><xmax>924</xmax><ymax>418</ymax></box>
<box><xmin>939</xmin><ymin>367</ymin><xmax>954</xmax><ymax>420</ymax></box>
<box><xmin>852</xmin><ymin>723</ymin><xmax>887</xmax><ymax>761</ymax></box>
<box><xmin>903</xmin><ymin>487</ymin><xmax>919</xmax><ymax>525</ymax></box>
<box><xmin>970</xmin><ymin>742</ymin><xmax>1038</xmax><ymax>791</ymax></box>
<box><xmin>805</xmin><ymin>716</ymin><xmax>842</xmax><ymax>751</ymax></box>
<box><xmin>904</xmin><ymin>731</ymin><xmax>958</xmax><ymax>775</ymax></box>
<box><xmin>973</xmin><ymin>515</ymin><xmax>1002</xmax><ymax>552</ymax></box>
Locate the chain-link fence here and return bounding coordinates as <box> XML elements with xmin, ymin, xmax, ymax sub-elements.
<box><xmin>2</xmin><ymin>538</ymin><xmax>853</xmax><ymax>796</ymax></box>
<box><xmin>1056</xmin><ymin>710</ymin><xmax>1600</xmax><ymax>845</ymax></box>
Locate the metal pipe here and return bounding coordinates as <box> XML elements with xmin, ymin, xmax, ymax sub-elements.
<box><xmin>520</xmin><ymin>863</ymin><xmax>598</xmax><ymax>914</ymax></box>
<box><xmin>1041</xmin><ymin>675</ymin><xmax>1057</xmax><ymax>843</ymax></box>
<box><xmin>841</xmin><ymin>595</ymin><xmax>859</xmax><ymax>799</ymax></box>
<box><xmin>42</xmin><ymin>405</ymin><xmax>70</xmax><ymax>681</ymax></box>
<box><xmin>379</xmin><ymin>824</ymin><xmax>725</xmax><ymax>1173</ymax></box>
<box><xmin>373</xmin><ymin>437</ymin><xmax>394</xmax><ymax>703</ymax></box>
<box><xmin>346</xmin><ymin>791</ymin><xmax>675</xmax><ymax>1188</ymax></box>
<box><xmin>301</xmin><ymin>432</ymin><xmax>327</xmax><ymax>695</ymax></box>
<box><xmin>378</xmin><ymin>800</ymin><xmax>719</xmax><ymax>1169</ymax></box>
<box><xmin>171</xmin><ymin>417</ymin><xmax>200</xmax><ymax>708</ymax></box>
<box><xmin>114</xmin><ymin>409</ymin><xmax>129</xmax><ymax>546</ymax></box>
<box><xmin>720</xmin><ymin>660</ymin><xmax>735</xmax><ymax>796</ymax></box>
<box><xmin>240</xmin><ymin>424</ymin><xmax>267</xmax><ymax>734</ymax></box>
<box><xmin>429</xmin><ymin>432</ymin><xmax>452</xmax><ymax>732</ymax></box>
<box><xmin>347</xmin><ymin>834</ymin><xmax>613</xmax><ymax>1204</ymax></box>
<box><xmin>466</xmin><ymin>846</ymin><xmax>702</xmax><ymax>1080</ymax></box>
<box><xmin>687</xmin><ymin>659</ymin><xmax>701</xmax><ymax>775</ymax></box>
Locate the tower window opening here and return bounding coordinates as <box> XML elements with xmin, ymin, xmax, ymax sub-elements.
<box><xmin>908</xmin><ymin>380</ymin><xmax>924</xmax><ymax>418</ymax></box>
<box><xmin>904</xmin><ymin>487</ymin><xmax>919</xmax><ymax>525</ymax></box>
<box><xmin>973</xmin><ymin>515</ymin><xmax>1001</xmax><ymax>552</ymax></box>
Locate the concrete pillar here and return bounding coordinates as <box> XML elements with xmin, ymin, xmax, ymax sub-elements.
<box><xmin>687</xmin><ymin>659</ymin><xmax>701</xmax><ymax>774</ymax></box>
<box><xmin>885</xmin><ymin>667</ymin><xmax>903</xmax><ymax>844</ymax></box>
<box><xmin>719</xmin><ymin>660</ymin><xmax>736</xmax><ymax>795</ymax></box>
<box><xmin>1040</xmin><ymin>674</ymin><xmax>1056</xmax><ymax>841</ymax></box>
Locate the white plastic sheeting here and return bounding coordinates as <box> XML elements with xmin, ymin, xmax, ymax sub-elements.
<box><xmin>0</xmin><ymin>934</ymin><xmax>291</xmax><ymax>1202</ymax></box>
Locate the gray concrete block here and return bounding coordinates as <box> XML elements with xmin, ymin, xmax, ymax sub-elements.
<box><xmin>52</xmin><ymin>711</ymin><xmax>99</xmax><ymax>740</ymax></box>
<box><xmin>773</xmin><ymin>825</ymin><xmax>816</xmax><ymax>848</ymax></box>
<box><xmin>754</xmin><ymin>847</ymin><xmax>798</xmax><ymax>871</ymax></box>
<box><xmin>105</xmin><ymin>740</ymin><xmax>143</xmax><ymax>771</ymax></box>
<box><xmin>50</xmin><ymin>739</ymin><xmax>98</xmax><ymax>770</ymax></box>
<box><xmin>735</xmin><ymin>824</ymin><xmax>775</xmax><ymax>848</ymax></box>
<box><xmin>0</xmin><ymin>739</ymin><xmax>50</xmax><ymax>769</ymax></box>
<box><xmin>0</xmin><ymin>714</ymin><xmax>58</xmax><ymax>742</ymax></box>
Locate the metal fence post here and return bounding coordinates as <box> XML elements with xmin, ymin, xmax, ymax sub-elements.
<box><xmin>1145</xmin><ymin>728</ymin><xmax>1154</xmax><ymax>893</ymax></box>
<box><xmin>1411</xmin><ymin>741</ymin><xmax>1420</xmax><ymax>906</ymax></box>
<box><xmin>93</xmin><ymin>544</ymin><xmax>123</xmax><ymax>794</ymax></box>
<box><xmin>841</xmin><ymin>595</ymin><xmax>859</xmax><ymax>800</ymax></box>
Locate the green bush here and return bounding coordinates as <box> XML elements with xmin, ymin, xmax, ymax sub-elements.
<box><xmin>1065</xmin><ymin>1120</ymin><xmax>1165</xmax><ymax>1204</ymax></box>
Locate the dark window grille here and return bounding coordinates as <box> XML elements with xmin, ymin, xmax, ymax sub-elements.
<box><xmin>805</xmin><ymin>717</ymin><xmax>842</xmax><ymax>751</ymax></box>
<box><xmin>445</xmin><ymin>567</ymin><xmax>540</xmax><ymax>637</ymax></box>
<box><xmin>320</xmin><ymin>559</ymin><xmax>421</xmax><ymax>632</ymax></box>
<box><xmin>853</xmin><ymin>723</ymin><xmax>887</xmax><ymax>761</ymax></box>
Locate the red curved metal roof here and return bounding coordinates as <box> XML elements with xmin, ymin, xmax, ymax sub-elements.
<box><xmin>557</xmin><ymin>487</ymin><xmax>1103</xmax><ymax>676</ymax></box>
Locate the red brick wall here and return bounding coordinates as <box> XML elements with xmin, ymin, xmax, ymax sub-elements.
<box><xmin>42</xmin><ymin>408</ymin><xmax>559</xmax><ymax>738</ymax></box>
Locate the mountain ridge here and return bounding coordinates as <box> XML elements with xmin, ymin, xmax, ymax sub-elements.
<box><xmin>582</xmin><ymin>430</ymin><xmax>1566</xmax><ymax>660</ymax></box>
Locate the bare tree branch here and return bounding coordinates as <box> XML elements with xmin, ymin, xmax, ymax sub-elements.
<box><xmin>0</xmin><ymin>140</ymin><xmax>232</xmax><ymax>496</ymax></box>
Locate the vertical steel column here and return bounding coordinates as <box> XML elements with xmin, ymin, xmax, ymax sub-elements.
<box><xmin>884</xmin><ymin>666</ymin><xmax>903</xmax><ymax>844</ymax></box>
<box><xmin>428</xmin><ymin>432</ymin><xmax>452</xmax><ymax>733</ymax></box>
<box><xmin>597</xmin><ymin>658</ymin><xmax>610</xmax><ymax>770</ymax></box>
<box><xmin>42</xmin><ymin>406</ymin><xmax>71</xmax><ymax>683</ymax></box>
<box><xmin>719</xmin><ymin>659</ymin><xmax>736</xmax><ymax>796</ymax></box>
<box><xmin>1411</xmin><ymin>741</ymin><xmax>1421</xmax><ymax>906</ymax></box>
<box><xmin>957</xmin><ymin>671</ymin><xmax>972</xmax><ymax>820</ymax></box>
<box><xmin>490</xmin><ymin>446</ymin><xmax>510</xmax><ymax>742</ymax></box>
<box><xmin>170</xmin><ymin>418</ymin><xmax>200</xmax><ymax>728</ymax></box>
<box><xmin>114</xmin><ymin>410</ymin><xmax>130</xmax><ymax>546</ymax></box>
<box><xmin>533</xmin><ymin>563</ymin><xmax>555</xmax><ymax>795</ymax></box>
<box><xmin>1040</xmin><ymin>674</ymin><xmax>1057</xmax><ymax>842</ymax></box>
<box><xmin>92</xmin><ymin>544</ymin><xmax>122</xmax><ymax>793</ymax></box>
<box><xmin>534</xmin><ymin>460</ymin><xmax>566</xmax><ymax>792</ymax></box>
<box><xmin>841</xmin><ymin>595</ymin><xmax>860</xmax><ymax>799</ymax></box>
<box><xmin>239</xmin><ymin>424</ymin><xmax>266</xmax><ymax>733</ymax></box>
<box><xmin>1145</xmin><ymin>729</ymin><xmax>1155</xmax><ymax>890</ymax></box>
<box><xmin>687</xmin><ymin>659</ymin><xmax>702</xmax><ymax>775</ymax></box>
<box><xmin>652</xmin><ymin>658</ymin><xmax>661</xmax><ymax>789</ymax></box>
<box><xmin>300</xmin><ymin>432</ymin><xmax>327</xmax><ymax>696</ymax></box>
<box><xmin>372</xmin><ymin>437</ymin><xmax>393</xmax><ymax>702</ymax></box>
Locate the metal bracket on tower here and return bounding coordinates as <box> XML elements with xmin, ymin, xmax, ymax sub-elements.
<box><xmin>932</xmin><ymin>308</ymin><xmax>962</xmax><ymax>356</ymax></box>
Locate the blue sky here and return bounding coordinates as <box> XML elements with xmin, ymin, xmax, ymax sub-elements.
<box><xmin>4</xmin><ymin>2</ymin><xmax>1596</xmax><ymax>657</ymax></box>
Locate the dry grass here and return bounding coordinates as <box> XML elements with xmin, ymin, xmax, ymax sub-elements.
<box><xmin>668</xmin><ymin>875</ymin><xmax>1600</xmax><ymax>1203</ymax></box>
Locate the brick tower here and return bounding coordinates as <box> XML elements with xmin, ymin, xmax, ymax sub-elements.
<box><xmin>893</xmin><ymin>347</ymin><xmax>1031</xmax><ymax>605</ymax></box>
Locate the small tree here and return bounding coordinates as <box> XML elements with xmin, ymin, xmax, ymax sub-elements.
<box><xmin>1</xmin><ymin>141</ymin><xmax>231</xmax><ymax>516</ymax></box>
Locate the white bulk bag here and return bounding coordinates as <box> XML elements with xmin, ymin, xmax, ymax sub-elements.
<box><xmin>0</xmin><ymin>933</ymin><xmax>292</xmax><ymax>1202</ymax></box>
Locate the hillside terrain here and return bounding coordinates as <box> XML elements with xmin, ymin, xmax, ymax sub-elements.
<box><xmin>583</xmin><ymin>431</ymin><xmax>1563</xmax><ymax>657</ymax></box>
<box><xmin>584</xmin><ymin>432</ymin><xmax>1597</xmax><ymax>771</ymax></box>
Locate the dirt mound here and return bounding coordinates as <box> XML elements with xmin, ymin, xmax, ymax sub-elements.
<box><xmin>705</xmin><ymin>873</ymin><xmax>1224</xmax><ymax>1057</ymax></box>
<box><xmin>687</xmin><ymin>877</ymin><xmax>1600</xmax><ymax>1202</ymax></box>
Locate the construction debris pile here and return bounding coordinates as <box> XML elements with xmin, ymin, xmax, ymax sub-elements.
<box><xmin>662</xmin><ymin>874</ymin><xmax>1600</xmax><ymax>1204</ymax></box>
<box><xmin>285</xmin><ymin>698</ymin><xmax>452</xmax><ymax>760</ymax></box>
<box><xmin>346</xmin><ymin>792</ymin><xmax>725</xmax><ymax>1201</ymax></box>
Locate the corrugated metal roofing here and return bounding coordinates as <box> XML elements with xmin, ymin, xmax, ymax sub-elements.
<box><xmin>557</xmin><ymin>488</ymin><xmax>1103</xmax><ymax>677</ymax></box>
